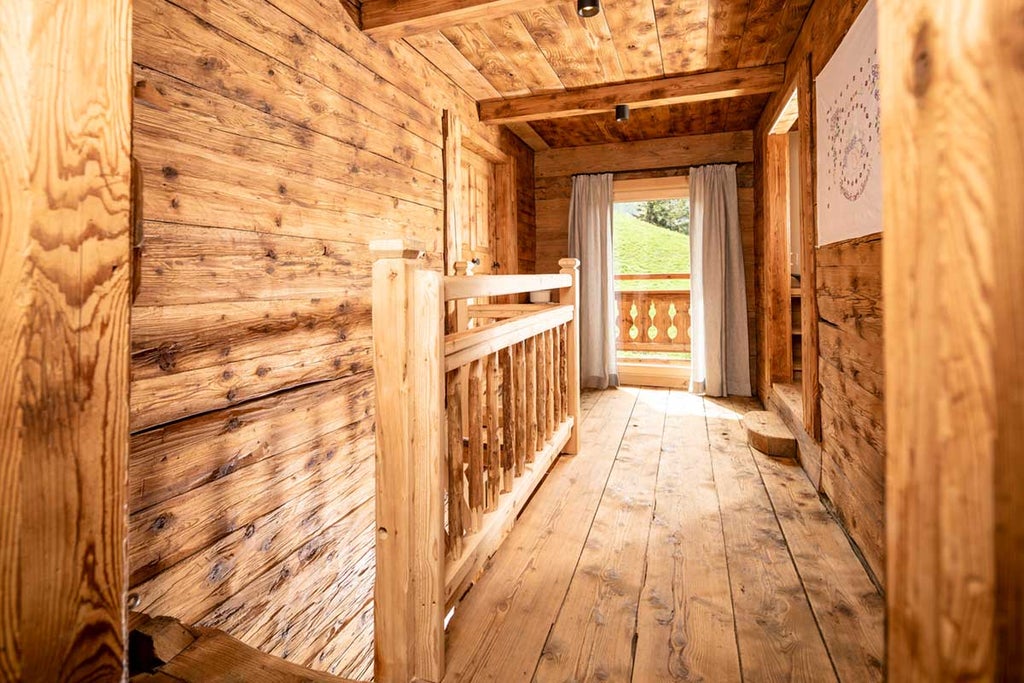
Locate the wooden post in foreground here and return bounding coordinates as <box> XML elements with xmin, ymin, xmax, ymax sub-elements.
<box><xmin>559</xmin><ymin>258</ymin><xmax>581</xmax><ymax>454</ymax></box>
<box><xmin>881</xmin><ymin>0</ymin><xmax>1024</xmax><ymax>679</ymax></box>
<box><xmin>370</xmin><ymin>240</ymin><xmax>445</xmax><ymax>683</ymax></box>
<box><xmin>1</xmin><ymin>1</ymin><xmax>132</xmax><ymax>679</ymax></box>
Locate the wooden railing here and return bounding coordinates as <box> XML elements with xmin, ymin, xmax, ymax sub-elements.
<box><xmin>369</xmin><ymin>240</ymin><xmax>580</xmax><ymax>683</ymax></box>
<box><xmin>614</xmin><ymin>273</ymin><xmax>692</xmax><ymax>358</ymax></box>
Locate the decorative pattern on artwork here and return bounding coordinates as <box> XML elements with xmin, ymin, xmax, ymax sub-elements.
<box><xmin>815</xmin><ymin>0</ymin><xmax>882</xmax><ymax>245</ymax></box>
<box><xmin>824</xmin><ymin>54</ymin><xmax>880</xmax><ymax>205</ymax></box>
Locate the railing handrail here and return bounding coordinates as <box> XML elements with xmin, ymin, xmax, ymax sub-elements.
<box><xmin>444</xmin><ymin>273</ymin><xmax>571</xmax><ymax>301</ymax></box>
<box><xmin>615</xmin><ymin>288</ymin><xmax>692</xmax><ymax>295</ymax></box>
<box><xmin>466</xmin><ymin>302</ymin><xmax>557</xmax><ymax>319</ymax></box>
<box><xmin>445</xmin><ymin>305</ymin><xmax>573</xmax><ymax>371</ymax></box>
<box><xmin>613</xmin><ymin>272</ymin><xmax>691</xmax><ymax>281</ymax></box>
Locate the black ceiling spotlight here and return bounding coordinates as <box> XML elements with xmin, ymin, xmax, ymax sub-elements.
<box><xmin>577</xmin><ymin>0</ymin><xmax>600</xmax><ymax>18</ymax></box>
<box><xmin>615</xmin><ymin>104</ymin><xmax>630</xmax><ymax>122</ymax></box>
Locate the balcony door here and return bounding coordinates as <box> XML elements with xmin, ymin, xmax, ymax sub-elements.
<box><xmin>612</xmin><ymin>175</ymin><xmax>692</xmax><ymax>389</ymax></box>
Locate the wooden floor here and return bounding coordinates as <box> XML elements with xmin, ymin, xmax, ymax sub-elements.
<box><xmin>443</xmin><ymin>387</ymin><xmax>884</xmax><ymax>682</ymax></box>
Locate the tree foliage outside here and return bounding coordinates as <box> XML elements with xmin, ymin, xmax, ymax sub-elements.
<box><xmin>619</xmin><ymin>199</ymin><xmax>690</xmax><ymax>235</ymax></box>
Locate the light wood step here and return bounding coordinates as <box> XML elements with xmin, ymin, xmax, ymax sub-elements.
<box><xmin>741</xmin><ymin>410</ymin><xmax>797</xmax><ymax>458</ymax></box>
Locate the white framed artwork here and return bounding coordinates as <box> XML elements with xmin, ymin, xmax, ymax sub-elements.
<box><xmin>815</xmin><ymin>0</ymin><xmax>881</xmax><ymax>246</ymax></box>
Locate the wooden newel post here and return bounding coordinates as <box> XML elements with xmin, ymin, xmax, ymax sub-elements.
<box><xmin>370</xmin><ymin>239</ymin><xmax>445</xmax><ymax>683</ymax></box>
<box><xmin>558</xmin><ymin>258</ymin><xmax>581</xmax><ymax>454</ymax></box>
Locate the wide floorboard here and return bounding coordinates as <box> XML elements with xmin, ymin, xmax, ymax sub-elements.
<box><xmin>443</xmin><ymin>387</ymin><xmax>883</xmax><ymax>682</ymax></box>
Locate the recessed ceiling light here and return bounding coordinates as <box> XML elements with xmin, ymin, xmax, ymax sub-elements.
<box><xmin>577</xmin><ymin>0</ymin><xmax>600</xmax><ymax>18</ymax></box>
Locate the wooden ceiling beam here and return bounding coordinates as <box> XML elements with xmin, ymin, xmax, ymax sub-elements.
<box><xmin>479</xmin><ymin>64</ymin><xmax>786</xmax><ymax>124</ymax></box>
<box><xmin>361</xmin><ymin>0</ymin><xmax>558</xmax><ymax>40</ymax></box>
<box><xmin>535</xmin><ymin>131</ymin><xmax>754</xmax><ymax>177</ymax></box>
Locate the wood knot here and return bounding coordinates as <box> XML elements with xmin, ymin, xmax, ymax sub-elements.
<box><xmin>156</xmin><ymin>344</ymin><xmax>178</xmax><ymax>372</ymax></box>
<box><xmin>911</xmin><ymin>22</ymin><xmax>933</xmax><ymax>97</ymax></box>
<box><xmin>208</xmin><ymin>561</ymin><xmax>229</xmax><ymax>583</ymax></box>
<box><xmin>216</xmin><ymin>460</ymin><xmax>237</xmax><ymax>479</ymax></box>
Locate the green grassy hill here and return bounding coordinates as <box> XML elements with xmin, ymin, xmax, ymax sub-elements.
<box><xmin>613</xmin><ymin>209</ymin><xmax>690</xmax><ymax>291</ymax></box>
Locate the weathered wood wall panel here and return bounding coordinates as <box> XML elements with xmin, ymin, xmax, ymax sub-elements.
<box><xmin>534</xmin><ymin>140</ymin><xmax>758</xmax><ymax>385</ymax></box>
<box><xmin>130</xmin><ymin>0</ymin><xmax>533</xmax><ymax>678</ymax></box>
<box><xmin>0</xmin><ymin>0</ymin><xmax>132</xmax><ymax>679</ymax></box>
<box><xmin>816</xmin><ymin>234</ymin><xmax>883</xmax><ymax>581</ymax></box>
<box><xmin>754</xmin><ymin>0</ymin><xmax>883</xmax><ymax>583</ymax></box>
<box><xmin>515</xmin><ymin>141</ymin><xmax>538</xmax><ymax>273</ymax></box>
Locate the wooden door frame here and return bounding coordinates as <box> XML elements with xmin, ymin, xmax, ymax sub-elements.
<box><xmin>761</xmin><ymin>69</ymin><xmax>822</xmax><ymax>442</ymax></box>
<box><xmin>795</xmin><ymin>57</ymin><xmax>822</xmax><ymax>441</ymax></box>
<box><xmin>442</xmin><ymin>110</ymin><xmax>518</xmax><ymax>278</ymax></box>
<box><xmin>763</xmin><ymin>128</ymin><xmax>794</xmax><ymax>385</ymax></box>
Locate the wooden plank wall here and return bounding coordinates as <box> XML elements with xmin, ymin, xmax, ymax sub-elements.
<box><xmin>0</xmin><ymin>0</ymin><xmax>132</xmax><ymax>679</ymax></box>
<box><xmin>754</xmin><ymin>0</ymin><xmax>883</xmax><ymax>583</ymax></box>
<box><xmin>816</xmin><ymin>234</ymin><xmax>883</xmax><ymax>582</ymax></box>
<box><xmin>516</xmin><ymin>144</ymin><xmax>538</xmax><ymax>273</ymax></box>
<box><xmin>534</xmin><ymin>133</ymin><xmax>758</xmax><ymax>387</ymax></box>
<box><xmin>129</xmin><ymin>1</ymin><xmax>534</xmax><ymax>679</ymax></box>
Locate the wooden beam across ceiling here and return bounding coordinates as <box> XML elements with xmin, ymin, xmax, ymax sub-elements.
<box><xmin>479</xmin><ymin>64</ymin><xmax>786</xmax><ymax>124</ymax></box>
<box><xmin>362</xmin><ymin>0</ymin><xmax>559</xmax><ymax>40</ymax></box>
<box><xmin>535</xmin><ymin>131</ymin><xmax>754</xmax><ymax>177</ymax></box>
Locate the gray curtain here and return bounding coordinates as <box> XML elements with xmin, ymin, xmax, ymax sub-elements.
<box><xmin>689</xmin><ymin>164</ymin><xmax>751</xmax><ymax>397</ymax></box>
<box><xmin>568</xmin><ymin>173</ymin><xmax>618</xmax><ymax>389</ymax></box>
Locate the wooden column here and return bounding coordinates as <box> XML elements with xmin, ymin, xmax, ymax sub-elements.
<box><xmin>514</xmin><ymin>343</ymin><xmax>528</xmax><ymax>475</ymax></box>
<box><xmin>764</xmin><ymin>134</ymin><xmax>794</xmax><ymax>382</ymax></box>
<box><xmin>796</xmin><ymin>56</ymin><xmax>822</xmax><ymax>442</ymax></box>
<box><xmin>467</xmin><ymin>358</ymin><xmax>484</xmax><ymax>528</ymax></box>
<box><xmin>446</xmin><ymin>370</ymin><xmax>464</xmax><ymax>560</ymax></box>
<box><xmin>370</xmin><ymin>240</ymin><xmax>445</xmax><ymax>683</ymax></box>
<box><xmin>0</xmin><ymin>1</ymin><xmax>132</xmax><ymax>679</ymax></box>
<box><xmin>881</xmin><ymin>0</ymin><xmax>1024</xmax><ymax>679</ymax></box>
<box><xmin>499</xmin><ymin>346</ymin><xmax>515</xmax><ymax>491</ymax></box>
<box><xmin>544</xmin><ymin>330</ymin><xmax>555</xmax><ymax>440</ymax></box>
<box><xmin>535</xmin><ymin>331</ymin><xmax>547</xmax><ymax>452</ymax></box>
<box><xmin>485</xmin><ymin>353</ymin><xmax>502</xmax><ymax>508</ymax></box>
<box><xmin>525</xmin><ymin>336</ymin><xmax>538</xmax><ymax>461</ymax></box>
<box><xmin>442</xmin><ymin>110</ymin><xmax>462</xmax><ymax>277</ymax></box>
<box><xmin>494</xmin><ymin>156</ymin><xmax>518</xmax><ymax>277</ymax></box>
<box><xmin>559</xmin><ymin>258</ymin><xmax>581</xmax><ymax>454</ymax></box>
<box><xmin>553</xmin><ymin>325</ymin><xmax>563</xmax><ymax>423</ymax></box>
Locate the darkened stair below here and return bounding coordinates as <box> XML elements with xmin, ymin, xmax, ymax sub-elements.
<box><xmin>129</xmin><ymin>613</ymin><xmax>359</xmax><ymax>683</ymax></box>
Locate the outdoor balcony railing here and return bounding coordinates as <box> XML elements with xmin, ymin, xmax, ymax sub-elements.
<box><xmin>614</xmin><ymin>273</ymin><xmax>691</xmax><ymax>363</ymax></box>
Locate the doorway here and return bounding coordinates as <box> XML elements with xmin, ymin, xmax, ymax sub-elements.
<box><xmin>611</xmin><ymin>175</ymin><xmax>691</xmax><ymax>388</ymax></box>
<box><xmin>764</xmin><ymin>80</ymin><xmax>821</xmax><ymax>440</ymax></box>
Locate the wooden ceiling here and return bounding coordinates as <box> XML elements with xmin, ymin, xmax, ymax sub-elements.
<box><xmin>361</xmin><ymin>0</ymin><xmax>815</xmax><ymax>148</ymax></box>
